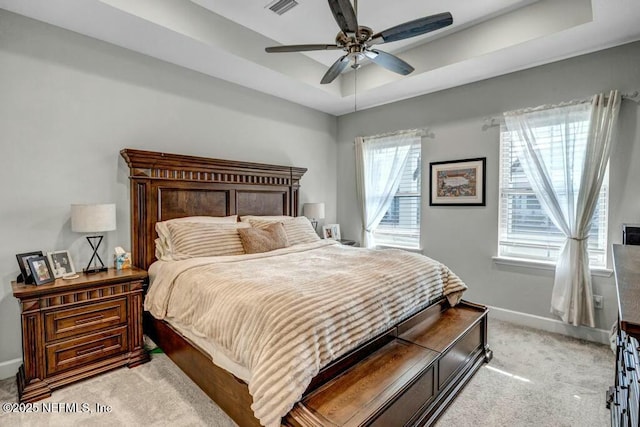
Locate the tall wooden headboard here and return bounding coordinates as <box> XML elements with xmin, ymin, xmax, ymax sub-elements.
<box><xmin>120</xmin><ymin>149</ymin><xmax>307</xmax><ymax>270</ymax></box>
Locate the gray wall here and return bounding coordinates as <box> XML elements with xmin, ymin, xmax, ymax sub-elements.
<box><xmin>0</xmin><ymin>10</ymin><xmax>337</xmax><ymax>375</ymax></box>
<box><xmin>337</xmin><ymin>41</ymin><xmax>640</xmax><ymax>332</ymax></box>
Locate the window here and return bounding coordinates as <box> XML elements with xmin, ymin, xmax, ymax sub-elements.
<box><xmin>498</xmin><ymin>120</ymin><xmax>609</xmax><ymax>267</ymax></box>
<box><xmin>374</xmin><ymin>144</ymin><xmax>421</xmax><ymax>248</ymax></box>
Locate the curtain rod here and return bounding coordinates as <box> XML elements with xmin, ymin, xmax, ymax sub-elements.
<box><xmin>482</xmin><ymin>90</ymin><xmax>639</xmax><ymax>130</ymax></box>
<box><xmin>357</xmin><ymin>127</ymin><xmax>435</xmax><ymax>141</ymax></box>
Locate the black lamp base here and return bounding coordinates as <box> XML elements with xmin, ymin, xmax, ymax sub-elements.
<box><xmin>84</xmin><ymin>266</ymin><xmax>108</xmax><ymax>275</ymax></box>
<box><xmin>84</xmin><ymin>235</ymin><xmax>108</xmax><ymax>274</ymax></box>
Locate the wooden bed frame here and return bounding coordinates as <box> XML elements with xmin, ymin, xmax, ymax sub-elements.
<box><xmin>121</xmin><ymin>148</ymin><xmax>492</xmax><ymax>426</ymax></box>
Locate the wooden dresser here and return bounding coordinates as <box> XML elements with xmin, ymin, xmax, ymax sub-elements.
<box><xmin>608</xmin><ymin>244</ymin><xmax>640</xmax><ymax>426</ymax></box>
<box><xmin>12</xmin><ymin>268</ymin><xmax>150</xmax><ymax>403</ymax></box>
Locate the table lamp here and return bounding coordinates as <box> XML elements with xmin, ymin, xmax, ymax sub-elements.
<box><xmin>303</xmin><ymin>202</ymin><xmax>325</xmax><ymax>231</ymax></box>
<box><xmin>71</xmin><ymin>203</ymin><xmax>116</xmax><ymax>274</ymax></box>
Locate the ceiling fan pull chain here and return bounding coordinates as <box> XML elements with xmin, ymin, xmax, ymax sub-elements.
<box><xmin>354</xmin><ymin>67</ymin><xmax>358</xmax><ymax>112</ymax></box>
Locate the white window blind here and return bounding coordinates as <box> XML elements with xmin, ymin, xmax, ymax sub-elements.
<box><xmin>498</xmin><ymin>120</ymin><xmax>609</xmax><ymax>267</ymax></box>
<box><xmin>374</xmin><ymin>144</ymin><xmax>421</xmax><ymax>248</ymax></box>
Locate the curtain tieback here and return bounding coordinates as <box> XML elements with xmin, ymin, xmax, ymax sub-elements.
<box><xmin>569</xmin><ymin>236</ymin><xmax>588</xmax><ymax>241</ymax></box>
<box><xmin>365</xmin><ymin>228</ymin><xmax>373</xmax><ymax>233</ymax></box>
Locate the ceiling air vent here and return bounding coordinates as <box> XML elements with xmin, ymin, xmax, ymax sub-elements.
<box><xmin>266</xmin><ymin>0</ymin><xmax>299</xmax><ymax>15</ymax></box>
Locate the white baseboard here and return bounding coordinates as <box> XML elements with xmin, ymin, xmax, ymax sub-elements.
<box><xmin>488</xmin><ymin>306</ymin><xmax>610</xmax><ymax>345</ymax></box>
<box><xmin>0</xmin><ymin>358</ymin><xmax>21</xmax><ymax>380</ymax></box>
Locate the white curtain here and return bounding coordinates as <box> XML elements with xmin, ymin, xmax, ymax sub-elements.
<box><xmin>504</xmin><ymin>90</ymin><xmax>621</xmax><ymax>327</ymax></box>
<box><xmin>355</xmin><ymin>132</ymin><xmax>420</xmax><ymax>248</ymax></box>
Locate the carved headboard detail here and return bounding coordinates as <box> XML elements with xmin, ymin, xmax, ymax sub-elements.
<box><xmin>120</xmin><ymin>149</ymin><xmax>307</xmax><ymax>270</ymax></box>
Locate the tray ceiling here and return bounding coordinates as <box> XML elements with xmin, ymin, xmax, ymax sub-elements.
<box><xmin>1</xmin><ymin>0</ymin><xmax>639</xmax><ymax>115</ymax></box>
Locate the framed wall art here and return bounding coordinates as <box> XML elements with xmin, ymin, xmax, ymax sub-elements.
<box><xmin>430</xmin><ymin>157</ymin><xmax>486</xmax><ymax>206</ymax></box>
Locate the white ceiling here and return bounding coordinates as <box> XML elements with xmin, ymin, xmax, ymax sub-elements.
<box><xmin>1</xmin><ymin>0</ymin><xmax>640</xmax><ymax>116</ymax></box>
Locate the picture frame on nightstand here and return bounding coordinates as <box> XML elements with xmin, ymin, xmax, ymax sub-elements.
<box><xmin>47</xmin><ymin>250</ymin><xmax>76</xmax><ymax>278</ymax></box>
<box><xmin>27</xmin><ymin>256</ymin><xmax>55</xmax><ymax>285</ymax></box>
<box><xmin>15</xmin><ymin>251</ymin><xmax>43</xmax><ymax>284</ymax></box>
<box><xmin>322</xmin><ymin>224</ymin><xmax>341</xmax><ymax>240</ymax></box>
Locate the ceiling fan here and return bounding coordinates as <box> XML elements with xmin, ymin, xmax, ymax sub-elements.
<box><xmin>265</xmin><ymin>0</ymin><xmax>453</xmax><ymax>84</ymax></box>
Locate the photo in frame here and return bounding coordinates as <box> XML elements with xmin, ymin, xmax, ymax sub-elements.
<box><xmin>47</xmin><ymin>250</ymin><xmax>76</xmax><ymax>278</ymax></box>
<box><xmin>15</xmin><ymin>251</ymin><xmax>44</xmax><ymax>284</ymax></box>
<box><xmin>27</xmin><ymin>256</ymin><xmax>55</xmax><ymax>285</ymax></box>
<box><xmin>430</xmin><ymin>157</ymin><xmax>486</xmax><ymax>206</ymax></box>
<box><xmin>322</xmin><ymin>224</ymin><xmax>341</xmax><ymax>240</ymax></box>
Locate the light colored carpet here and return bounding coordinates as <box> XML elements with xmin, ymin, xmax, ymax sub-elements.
<box><xmin>0</xmin><ymin>319</ymin><xmax>613</xmax><ymax>426</ymax></box>
<box><xmin>434</xmin><ymin>319</ymin><xmax>613</xmax><ymax>427</ymax></box>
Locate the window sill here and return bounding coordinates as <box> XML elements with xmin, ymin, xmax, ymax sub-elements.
<box><xmin>492</xmin><ymin>256</ymin><xmax>612</xmax><ymax>278</ymax></box>
<box><xmin>376</xmin><ymin>244</ymin><xmax>423</xmax><ymax>254</ymax></box>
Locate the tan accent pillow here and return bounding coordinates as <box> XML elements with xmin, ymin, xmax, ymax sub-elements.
<box><xmin>164</xmin><ymin>222</ymin><xmax>249</xmax><ymax>260</ymax></box>
<box><xmin>237</xmin><ymin>222</ymin><xmax>290</xmax><ymax>254</ymax></box>
<box><xmin>248</xmin><ymin>216</ymin><xmax>320</xmax><ymax>245</ymax></box>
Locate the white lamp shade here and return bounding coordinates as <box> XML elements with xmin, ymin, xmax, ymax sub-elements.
<box><xmin>71</xmin><ymin>204</ymin><xmax>117</xmax><ymax>233</ymax></box>
<box><xmin>303</xmin><ymin>202</ymin><xmax>325</xmax><ymax>220</ymax></box>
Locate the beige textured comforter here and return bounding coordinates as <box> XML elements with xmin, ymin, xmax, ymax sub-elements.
<box><xmin>146</xmin><ymin>240</ymin><xmax>467</xmax><ymax>427</ymax></box>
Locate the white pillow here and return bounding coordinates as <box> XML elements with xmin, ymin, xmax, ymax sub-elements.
<box><xmin>247</xmin><ymin>216</ymin><xmax>320</xmax><ymax>246</ymax></box>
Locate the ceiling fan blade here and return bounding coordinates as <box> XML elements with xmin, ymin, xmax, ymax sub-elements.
<box><xmin>365</xmin><ymin>49</ymin><xmax>414</xmax><ymax>75</ymax></box>
<box><xmin>321</xmin><ymin>55</ymin><xmax>350</xmax><ymax>84</ymax></box>
<box><xmin>328</xmin><ymin>0</ymin><xmax>358</xmax><ymax>33</ymax></box>
<box><xmin>370</xmin><ymin>12</ymin><xmax>453</xmax><ymax>45</ymax></box>
<box><xmin>266</xmin><ymin>44</ymin><xmax>341</xmax><ymax>53</ymax></box>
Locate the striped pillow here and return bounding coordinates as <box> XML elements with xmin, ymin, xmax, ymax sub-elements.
<box><xmin>156</xmin><ymin>215</ymin><xmax>238</xmax><ymax>258</ymax></box>
<box><xmin>165</xmin><ymin>222</ymin><xmax>249</xmax><ymax>260</ymax></box>
<box><xmin>248</xmin><ymin>216</ymin><xmax>320</xmax><ymax>245</ymax></box>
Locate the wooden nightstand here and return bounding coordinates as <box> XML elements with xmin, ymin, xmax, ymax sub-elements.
<box><xmin>12</xmin><ymin>267</ymin><xmax>150</xmax><ymax>403</ymax></box>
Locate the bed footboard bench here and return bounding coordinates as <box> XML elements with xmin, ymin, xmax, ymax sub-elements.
<box><xmin>286</xmin><ymin>300</ymin><xmax>492</xmax><ymax>427</ymax></box>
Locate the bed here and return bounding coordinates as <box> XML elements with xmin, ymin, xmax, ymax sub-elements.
<box><xmin>120</xmin><ymin>148</ymin><xmax>492</xmax><ymax>427</ymax></box>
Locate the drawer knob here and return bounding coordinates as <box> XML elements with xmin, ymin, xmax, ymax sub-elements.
<box><xmin>74</xmin><ymin>315</ymin><xmax>105</xmax><ymax>325</ymax></box>
<box><xmin>76</xmin><ymin>345</ymin><xmax>105</xmax><ymax>357</ymax></box>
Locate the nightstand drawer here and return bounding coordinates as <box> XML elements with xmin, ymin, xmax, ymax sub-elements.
<box><xmin>45</xmin><ymin>298</ymin><xmax>127</xmax><ymax>342</ymax></box>
<box><xmin>45</xmin><ymin>326</ymin><xmax>128</xmax><ymax>376</ymax></box>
